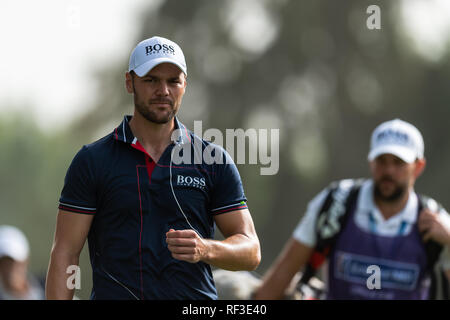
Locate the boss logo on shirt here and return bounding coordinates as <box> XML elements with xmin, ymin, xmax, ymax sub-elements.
<box><xmin>177</xmin><ymin>175</ymin><xmax>206</xmax><ymax>190</ymax></box>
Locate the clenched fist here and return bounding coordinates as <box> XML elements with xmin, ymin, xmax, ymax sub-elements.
<box><xmin>166</xmin><ymin>229</ymin><xmax>209</xmax><ymax>263</ymax></box>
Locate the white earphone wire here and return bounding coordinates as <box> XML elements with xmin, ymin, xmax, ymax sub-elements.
<box><xmin>169</xmin><ymin>145</ymin><xmax>203</xmax><ymax>239</ymax></box>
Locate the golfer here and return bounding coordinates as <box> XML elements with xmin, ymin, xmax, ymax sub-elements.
<box><xmin>46</xmin><ymin>36</ymin><xmax>260</xmax><ymax>300</ymax></box>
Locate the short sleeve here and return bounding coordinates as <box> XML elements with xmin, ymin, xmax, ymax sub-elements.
<box><xmin>292</xmin><ymin>188</ymin><xmax>329</xmax><ymax>248</ymax></box>
<box><xmin>210</xmin><ymin>149</ymin><xmax>247</xmax><ymax>215</ymax></box>
<box><xmin>58</xmin><ymin>146</ymin><xmax>97</xmax><ymax>215</ymax></box>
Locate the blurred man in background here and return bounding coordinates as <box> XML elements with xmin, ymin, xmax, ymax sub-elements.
<box><xmin>0</xmin><ymin>225</ymin><xmax>44</xmax><ymax>299</ymax></box>
<box><xmin>254</xmin><ymin>119</ymin><xmax>450</xmax><ymax>300</ymax></box>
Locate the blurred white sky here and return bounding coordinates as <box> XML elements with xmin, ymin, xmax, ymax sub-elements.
<box><xmin>0</xmin><ymin>0</ymin><xmax>450</xmax><ymax>132</ymax></box>
<box><xmin>0</xmin><ymin>0</ymin><xmax>158</xmax><ymax>131</ymax></box>
<box><xmin>400</xmin><ymin>0</ymin><xmax>450</xmax><ymax>62</ymax></box>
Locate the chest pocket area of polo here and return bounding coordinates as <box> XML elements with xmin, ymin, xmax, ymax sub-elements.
<box><xmin>149</xmin><ymin>172</ymin><xmax>209</xmax><ymax>217</ymax></box>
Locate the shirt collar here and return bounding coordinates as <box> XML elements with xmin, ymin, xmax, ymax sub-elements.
<box><xmin>113</xmin><ymin>115</ymin><xmax>191</xmax><ymax>145</ymax></box>
<box><xmin>358</xmin><ymin>179</ymin><xmax>418</xmax><ymax>224</ymax></box>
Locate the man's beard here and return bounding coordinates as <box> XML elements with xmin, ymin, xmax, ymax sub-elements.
<box><xmin>134</xmin><ymin>96</ymin><xmax>177</xmax><ymax>124</ymax></box>
<box><xmin>373</xmin><ymin>176</ymin><xmax>408</xmax><ymax>203</ymax></box>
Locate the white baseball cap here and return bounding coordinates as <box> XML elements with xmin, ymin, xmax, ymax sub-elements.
<box><xmin>0</xmin><ymin>225</ymin><xmax>30</xmax><ymax>262</ymax></box>
<box><xmin>368</xmin><ymin>119</ymin><xmax>424</xmax><ymax>163</ymax></box>
<box><xmin>128</xmin><ymin>36</ymin><xmax>187</xmax><ymax>77</ymax></box>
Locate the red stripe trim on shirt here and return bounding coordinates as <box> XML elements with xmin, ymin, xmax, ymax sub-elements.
<box><xmin>212</xmin><ymin>205</ymin><xmax>248</xmax><ymax>215</ymax></box>
<box><xmin>144</xmin><ymin>155</ymin><xmax>156</xmax><ymax>184</ymax></box>
<box><xmin>131</xmin><ymin>140</ymin><xmax>150</xmax><ymax>156</ymax></box>
<box><xmin>183</xmin><ymin>126</ymin><xmax>191</xmax><ymax>143</ymax></box>
<box><xmin>58</xmin><ymin>205</ymin><xmax>96</xmax><ymax>215</ymax></box>
<box><xmin>132</xmin><ymin>140</ymin><xmax>215</xmax><ymax>175</ymax></box>
<box><xmin>136</xmin><ymin>165</ymin><xmax>145</xmax><ymax>300</ymax></box>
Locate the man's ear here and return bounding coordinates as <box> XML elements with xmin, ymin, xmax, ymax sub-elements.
<box><xmin>414</xmin><ymin>158</ymin><xmax>426</xmax><ymax>179</ymax></box>
<box><xmin>125</xmin><ymin>72</ymin><xmax>134</xmax><ymax>94</ymax></box>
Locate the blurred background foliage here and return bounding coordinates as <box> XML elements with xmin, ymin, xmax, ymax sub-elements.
<box><xmin>2</xmin><ymin>0</ymin><xmax>450</xmax><ymax>299</ymax></box>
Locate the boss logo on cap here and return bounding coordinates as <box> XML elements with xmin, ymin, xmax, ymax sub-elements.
<box><xmin>376</xmin><ymin>129</ymin><xmax>412</xmax><ymax>147</ymax></box>
<box><xmin>145</xmin><ymin>43</ymin><xmax>175</xmax><ymax>56</ymax></box>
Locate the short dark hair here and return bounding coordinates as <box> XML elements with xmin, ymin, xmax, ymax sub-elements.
<box><xmin>129</xmin><ymin>69</ymin><xmax>187</xmax><ymax>80</ymax></box>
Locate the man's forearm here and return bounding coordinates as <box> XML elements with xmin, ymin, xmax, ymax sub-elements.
<box><xmin>45</xmin><ymin>249</ymin><xmax>79</xmax><ymax>300</ymax></box>
<box><xmin>202</xmin><ymin>234</ymin><xmax>261</xmax><ymax>271</ymax></box>
<box><xmin>253</xmin><ymin>238</ymin><xmax>313</xmax><ymax>300</ymax></box>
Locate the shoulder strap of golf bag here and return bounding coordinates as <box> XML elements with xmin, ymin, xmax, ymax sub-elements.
<box><xmin>298</xmin><ymin>179</ymin><xmax>365</xmax><ymax>285</ymax></box>
<box><xmin>417</xmin><ymin>195</ymin><xmax>449</xmax><ymax>300</ymax></box>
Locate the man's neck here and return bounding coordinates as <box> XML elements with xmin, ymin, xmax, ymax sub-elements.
<box><xmin>374</xmin><ymin>189</ymin><xmax>411</xmax><ymax>221</ymax></box>
<box><xmin>128</xmin><ymin>112</ymin><xmax>175</xmax><ymax>162</ymax></box>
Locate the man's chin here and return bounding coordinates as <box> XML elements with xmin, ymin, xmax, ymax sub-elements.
<box><xmin>378</xmin><ymin>192</ymin><xmax>396</xmax><ymax>202</ymax></box>
<box><xmin>141</xmin><ymin>111</ymin><xmax>175</xmax><ymax>124</ymax></box>
<box><xmin>374</xmin><ymin>185</ymin><xmax>405</xmax><ymax>202</ymax></box>
<box><xmin>148</xmin><ymin>117</ymin><xmax>172</xmax><ymax>124</ymax></box>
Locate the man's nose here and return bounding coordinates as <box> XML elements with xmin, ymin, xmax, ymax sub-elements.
<box><xmin>382</xmin><ymin>162</ymin><xmax>397</xmax><ymax>175</ymax></box>
<box><xmin>155</xmin><ymin>81</ymin><xmax>170</xmax><ymax>96</ymax></box>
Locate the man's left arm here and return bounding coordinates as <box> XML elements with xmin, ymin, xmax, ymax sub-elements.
<box><xmin>166</xmin><ymin>209</ymin><xmax>261</xmax><ymax>271</ymax></box>
<box><xmin>418</xmin><ymin>208</ymin><xmax>450</xmax><ymax>282</ymax></box>
<box><xmin>418</xmin><ymin>208</ymin><xmax>450</xmax><ymax>247</ymax></box>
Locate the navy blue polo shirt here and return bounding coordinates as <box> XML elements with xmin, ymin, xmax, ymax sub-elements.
<box><xmin>58</xmin><ymin>115</ymin><xmax>248</xmax><ymax>300</ymax></box>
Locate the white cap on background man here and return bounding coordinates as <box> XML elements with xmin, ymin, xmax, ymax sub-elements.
<box><xmin>0</xmin><ymin>225</ymin><xmax>30</xmax><ymax>262</ymax></box>
<box><xmin>368</xmin><ymin>119</ymin><xmax>424</xmax><ymax>163</ymax></box>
